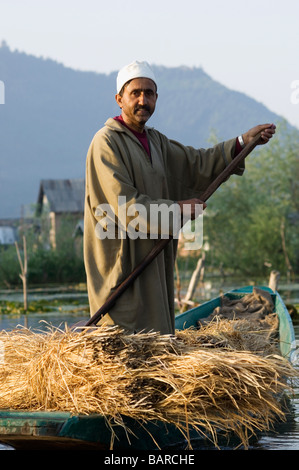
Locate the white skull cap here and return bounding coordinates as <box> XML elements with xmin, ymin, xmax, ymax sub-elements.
<box><xmin>116</xmin><ymin>60</ymin><xmax>157</xmax><ymax>94</ymax></box>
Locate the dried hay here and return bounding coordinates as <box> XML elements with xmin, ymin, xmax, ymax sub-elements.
<box><xmin>193</xmin><ymin>288</ymin><xmax>280</xmax><ymax>355</ymax></box>
<box><xmin>179</xmin><ymin>316</ymin><xmax>279</xmax><ymax>355</ymax></box>
<box><xmin>0</xmin><ymin>322</ymin><xmax>297</xmax><ymax>449</ymax></box>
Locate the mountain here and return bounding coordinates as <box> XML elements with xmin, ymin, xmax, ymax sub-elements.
<box><xmin>0</xmin><ymin>42</ymin><xmax>283</xmax><ymax>219</ymax></box>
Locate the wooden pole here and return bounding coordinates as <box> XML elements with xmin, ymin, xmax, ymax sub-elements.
<box><xmin>181</xmin><ymin>252</ymin><xmax>206</xmax><ymax>312</ymax></box>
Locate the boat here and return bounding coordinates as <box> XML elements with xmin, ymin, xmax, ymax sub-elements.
<box><xmin>0</xmin><ymin>286</ymin><xmax>296</xmax><ymax>450</ymax></box>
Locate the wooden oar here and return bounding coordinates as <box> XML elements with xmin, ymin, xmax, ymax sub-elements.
<box><xmin>80</xmin><ymin>133</ymin><xmax>262</xmax><ymax>328</ymax></box>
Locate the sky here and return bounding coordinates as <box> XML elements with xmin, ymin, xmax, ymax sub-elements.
<box><xmin>0</xmin><ymin>0</ymin><xmax>299</xmax><ymax>129</ymax></box>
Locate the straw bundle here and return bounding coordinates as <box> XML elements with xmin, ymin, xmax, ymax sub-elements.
<box><xmin>178</xmin><ymin>316</ymin><xmax>279</xmax><ymax>355</ymax></box>
<box><xmin>0</xmin><ymin>323</ymin><xmax>297</xmax><ymax>448</ymax></box>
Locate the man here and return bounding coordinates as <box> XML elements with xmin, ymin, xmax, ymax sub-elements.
<box><xmin>84</xmin><ymin>60</ymin><xmax>275</xmax><ymax>335</ymax></box>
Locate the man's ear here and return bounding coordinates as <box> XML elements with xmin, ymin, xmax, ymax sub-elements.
<box><xmin>115</xmin><ymin>94</ymin><xmax>122</xmax><ymax>109</ymax></box>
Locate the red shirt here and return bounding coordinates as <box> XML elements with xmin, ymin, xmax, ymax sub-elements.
<box><xmin>234</xmin><ymin>137</ymin><xmax>243</xmax><ymax>156</ymax></box>
<box><xmin>113</xmin><ymin>115</ymin><xmax>151</xmax><ymax>161</ymax></box>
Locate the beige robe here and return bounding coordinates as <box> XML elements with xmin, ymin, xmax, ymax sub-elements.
<box><xmin>84</xmin><ymin>118</ymin><xmax>242</xmax><ymax>334</ymax></box>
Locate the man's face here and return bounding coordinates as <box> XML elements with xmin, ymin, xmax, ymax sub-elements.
<box><xmin>115</xmin><ymin>77</ymin><xmax>158</xmax><ymax>132</ymax></box>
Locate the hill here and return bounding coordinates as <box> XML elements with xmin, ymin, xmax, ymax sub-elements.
<box><xmin>0</xmin><ymin>41</ymin><xmax>283</xmax><ymax>218</ymax></box>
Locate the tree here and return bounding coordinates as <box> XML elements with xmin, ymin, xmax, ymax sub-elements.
<box><xmin>15</xmin><ymin>236</ymin><xmax>28</xmax><ymax>310</ymax></box>
<box><xmin>203</xmin><ymin>121</ymin><xmax>299</xmax><ymax>277</ymax></box>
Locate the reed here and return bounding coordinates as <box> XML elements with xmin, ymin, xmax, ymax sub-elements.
<box><xmin>0</xmin><ymin>321</ymin><xmax>297</xmax><ymax>448</ymax></box>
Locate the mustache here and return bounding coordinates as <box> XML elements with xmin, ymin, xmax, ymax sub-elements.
<box><xmin>134</xmin><ymin>104</ymin><xmax>151</xmax><ymax>114</ymax></box>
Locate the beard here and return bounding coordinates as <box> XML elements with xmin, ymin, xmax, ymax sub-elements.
<box><xmin>133</xmin><ymin>105</ymin><xmax>152</xmax><ymax>126</ymax></box>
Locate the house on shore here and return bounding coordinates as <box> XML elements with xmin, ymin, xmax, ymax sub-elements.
<box><xmin>36</xmin><ymin>179</ymin><xmax>85</xmax><ymax>249</ymax></box>
<box><xmin>0</xmin><ymin>226</ymin><xmax>17</xmax><ymax>246</ymax></box>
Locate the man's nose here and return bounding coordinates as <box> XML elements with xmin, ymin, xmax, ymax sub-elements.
<box><xmin>138</xmin><ymin>92</ymin><xmax>147</xmax><ymax>104</ymax></box>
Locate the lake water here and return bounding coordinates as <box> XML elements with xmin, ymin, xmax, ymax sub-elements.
<box><xmin>0</xmin><ymin>283</ymin><xmax>298</xmax><ymax>451</ymax></box>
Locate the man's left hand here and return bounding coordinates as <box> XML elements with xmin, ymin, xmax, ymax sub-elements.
<box><xmin>242</xmin><ymin>123</ymin><xmax>276</xmax><ymax>146</ymax></box>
